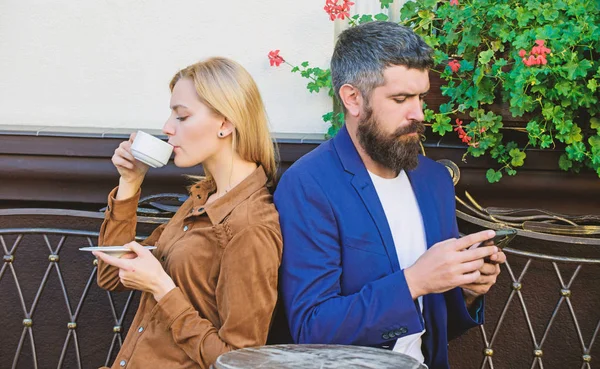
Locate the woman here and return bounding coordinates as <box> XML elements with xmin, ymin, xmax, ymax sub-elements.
<box><xmin>93</xmin><ymin>57</ymin><xmax>282</xmax><ymax>369</ymax></box>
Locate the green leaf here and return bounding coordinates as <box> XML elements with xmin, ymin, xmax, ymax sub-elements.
<box><xmin>565</xmin><ymin>142</ymin><xmax>587</xmax><ymax>161</ymax></box>
<box><xmin>379</xmin><ymin>0</ymin><xmax>394</xmax><ymax>9</ymax></box>
<box><xmin>374</xmin><ymin>13</ymin><xmax>389</xmax><ymax>21</ymax></box>
<box><xmin>399</xmin><ymin>1</ymin><xmax>418</xmax><ymax>21</ymax></box>
<box><xmin>516</xmin><ymin>6</ymin><xmax>535</xmax><ymax>27</ymax></box>
<box><xmin>326</xmin><ymin>125</ymin><xmax>340</xmax><ymax>139</ymax></box>
<box><xmin>587</xmin><ymin>136</ymin><xmax>600</xmax><ymax>165</ymax></box>
<box><xmin>424</xmin><ymin>109</ymin><xmax>435</xmax><ymax>123</ymax></box>
<box><xmin>563</xmin><ymin>59</ymin><xmax>592</xmax><ymax>80</ymax></box>
<box><xmin>588</xmin><ymin>79</ymin><xmax>598</xmax><ymax>92</ymax></box>
<box><xmin>439</xmin><ymin>103</ymin><xmax>453</xmax><ymax>114</ymax></box>
<box><xmin>486</xmin><ymin>169</ymin><xmax>502</xmax><ymax>183</ymax></box>
<box><xmin>432</xmin><ymin>114</ymin><xmax>453</xmax><ymax>135</ymax></box>
<box><xmin>358</xmin><ymin>14</ymin><xmax>374</xmax><ymax>24</ymax></box>
<box><xmin>564</xmin><ymin>125</ymin><xmax>583</xmax><ymax>144</ymax></box>
<box><xmin>301</xmin><ymin>61</ymin><xmax>309</xmax><ymax>68</ymax></box>
<box><xmin>526</xmin><ymin>120</ymin><xmax>541</xmax><ymax>136</ymax></box>
<box><xmin>509</xmin><ymin>148</ymin><xmax>527</xmax><ymax>167</ymax></box>
<box><xmin>291</xmin><ymin>66</ymin><xmax>299</xmax><ymax>73</ymax></box>
<box><xmin>540</xmin><ymin>135</ymin><xmax>553</xmax><ymax>148</ymax></box>
<box><xmin>590</xmin><ymin>135</ymin><xmax>600</xmax><ymax>149</ymax></box>
<box><xmin>478</xmin><ymin>50</ymin><xmax>495</xmax><ymax>65</ymax></box>
<box><xmin>592</xmin><ymin>117</ymin><xmax>600</xmax><ymax>133</ymax></box>
<box><xmin>559</xmin><ymin>154</ymin><xmax>573</xmax><ymax>171</ymax></box>
<box><xmin>459</xmin><ymin>59</ymin><xmax>475</xmax><ymax>72</ymax></box>
<box><xmin>506</xmin><ymin>168</ymin><xmax>517</xmax><ymax>176</ymax></box>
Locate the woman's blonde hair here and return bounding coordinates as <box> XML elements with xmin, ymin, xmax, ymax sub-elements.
<box><xmin>170</xmin><ymin>57</ymin><xmax>278</xmax><ymax>187</ymax></box>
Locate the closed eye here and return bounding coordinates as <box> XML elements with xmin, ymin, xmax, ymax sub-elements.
<box><xmin>176</xmin><ymin>116</ymin><xmax>188</xmax><ymax>122</ymax></box>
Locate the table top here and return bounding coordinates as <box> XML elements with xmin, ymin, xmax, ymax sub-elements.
<box><xmin>212</xmin><ymin>344</ymin><xmax>427</xmax><ymax>369</ymax></box>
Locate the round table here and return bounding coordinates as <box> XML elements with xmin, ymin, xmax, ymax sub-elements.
<box><xmin>212</xmin><ymin>344</ymin><xmax>427</xmax><ymax>369</ymax></box>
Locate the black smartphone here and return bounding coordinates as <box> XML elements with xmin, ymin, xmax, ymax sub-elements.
<box><xmin>469</xmin><ymin>229</ymin><xmax>517</xmax><ymax>250</ymax></box>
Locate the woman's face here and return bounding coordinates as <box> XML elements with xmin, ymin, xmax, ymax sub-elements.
<box><xmin>163</xmin><ymin>78</ymin><xmax>225</xmax><ymax>168</ymax></box>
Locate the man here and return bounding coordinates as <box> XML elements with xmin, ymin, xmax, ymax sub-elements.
<box><xmin>273</xmin><ymin>21</ymin><xmax>506</xmax><ymax>368</ymax></box>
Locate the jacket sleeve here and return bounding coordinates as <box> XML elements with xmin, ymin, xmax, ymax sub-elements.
<box><xmin>442</xmin><ymin>170</ymin><xmax>484</xmax><ymax>341</ymax></box>
<box><xmin>153</xmin><ymin>225</ymin><xmax>282</xmax><ymax>369</ymax></box>
<box><xmin>96</xmin><ymin>187</ymin><xmax>166</xmax><ymax>291</ymax></box>
<box><xmin>274</xmin><ymin>169</ymin><xmax>423</xmax><ymax>346</ymax></box>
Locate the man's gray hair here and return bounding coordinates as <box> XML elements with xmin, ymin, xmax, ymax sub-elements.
<box><xmin>331</xmin><ymin>21</ymin><xmax>433</xmax><ymax>105</ymax></box>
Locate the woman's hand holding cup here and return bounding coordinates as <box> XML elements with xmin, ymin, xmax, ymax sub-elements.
<box><xmin>113</xmin><ymin>132</ymin><xmax>149</xmax><ymax>200</ymax></box>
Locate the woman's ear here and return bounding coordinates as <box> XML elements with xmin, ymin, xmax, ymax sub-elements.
<box><xmin>217</xmin><ymin>120</ymin><xmax>235</xmax><ymax>138</ymax></box>
<box><xmin>338</xmin><ymin>84</ymin><xmax>363</xmax><ymax>118</ymax></box>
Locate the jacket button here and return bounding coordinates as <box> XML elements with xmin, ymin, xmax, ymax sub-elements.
<box><xmin>138</xmin><ymin>326</ymin><xmax>144</xmax><ymax>333</ymax></box>
<box><xmin>119</xmin><ymin>360</ymin><xmax>126</xmax><ymax>367</ymax></box>
<box><xmin>183</xmin><ymin>225</ymin><xmax>189</xmax><ymax>232</ymax></box>
<box><xmin>400</xmin><ymin>327</ymin><xmax>408</xmax><ymax>334</ymax></box>
<box><xmin>382</xmin><ymin>334</ymin><xmax>389</xmax><ymax>340</ymax></box>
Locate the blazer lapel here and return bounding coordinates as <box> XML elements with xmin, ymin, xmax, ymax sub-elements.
<box><xmin>406</xmin><ymin>163</ymin><xmax>441</xmax><ymax>249</ymax></box>
<box><xmin>333</xmin><ymin>126</ymin><xmax>400</xmax><ymax>272</ymax></box>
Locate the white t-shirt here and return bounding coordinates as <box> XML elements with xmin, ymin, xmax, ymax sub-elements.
<box><xmin>368</xmin><ymin>169</ymin><xmax>427</xmax><ymax>364</ymax></box>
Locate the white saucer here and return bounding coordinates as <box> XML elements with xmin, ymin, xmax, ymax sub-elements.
<box><xmin>80</xmin><ymin>246</ymin><xmax>157</xmax><ymax>258</ymax></box>
<box><xmin>131</xmin><ymin>149</ymin><xmax>166</xmax><ymax>168</ymax></box>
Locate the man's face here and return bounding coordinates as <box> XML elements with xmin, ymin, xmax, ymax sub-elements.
<box><xmin>357</xmin><ymin>65</ymin><xmax>429</xmax><ymax>173</ymax></box>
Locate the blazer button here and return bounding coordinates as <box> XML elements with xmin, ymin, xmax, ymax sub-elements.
<box><xmin>119</xmin><ymin>360</ymin><xmax>126</xmax><ymax>367</ymax></box>
<box><xmin>399</xmin><ymin>327</ymin><xmax>408</xmax><ymax>334</ymax></box>
<box><xmin>382</xmin><ymin>333</ymin><xmax>390</xmax><ymax>340</ymax></box>
<box><xmin>183</xmin><ymin>225</ymin><xmax>189</xmax><ymax>232</ymax></box>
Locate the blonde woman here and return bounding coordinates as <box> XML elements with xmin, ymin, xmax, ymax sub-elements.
<box><xmin>93</xmin><ymin>57</ymin><xmax>282</xmax><ymax>369</ymax></box>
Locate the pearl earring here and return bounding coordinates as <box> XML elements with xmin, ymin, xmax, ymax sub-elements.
<box><xmin>219</xmin><ymin>132</ymin><xmax>224</xmax><ymax>137</ymax></box>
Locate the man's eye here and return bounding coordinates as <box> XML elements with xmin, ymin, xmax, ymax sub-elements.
<box><xmin>394</xmin><ymin>99</ymin><xmax>406</xmax><ymax>104</ymax></box>
<box><xmin>176</xmin><ymin>116</ymin><xmax>188</xmax><ymax>122</ymax></box>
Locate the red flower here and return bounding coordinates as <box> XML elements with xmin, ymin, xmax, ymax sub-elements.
<box><xmin>450</xmin><ymin>0</ymin><xmax>459</xmax><ymax>5</ymax></box>
<box><xmin>268</xmin><ymin>50</ymin><xmax>285</xmax><ymax>67</ymax></box>
<box><xmin>448</xmin><ymin>59</ymin><xmax>461</xmax><ymax>73</ymax></box>
<box><xmin>521</xmin><ymin>40</ymin><xmax>551</xmax><ymax>67</ymax></box>
<box><xmin>324</xmin><ymin>0</ymin><xmax>354</xmax><ymax>21</ymax></box>
<box><xmin>536</xmin><ymin>55</ymin><xmax>547</xmax><ymax>65</ymax></box>
<box><xmin>480</xmin><ymin>127</ymin><xmax>486</xmax><ymax>133</ymax></box>
<box><xmin>454</xmin><ymin>119</ymin><xmax>471</xmax><ymax>144</ymax></box>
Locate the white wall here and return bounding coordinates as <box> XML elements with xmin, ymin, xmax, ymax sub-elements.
<box><xmin>0</xmin><ymin>0</ymin><xmax>335</xmax><ymax>133</ymax></box>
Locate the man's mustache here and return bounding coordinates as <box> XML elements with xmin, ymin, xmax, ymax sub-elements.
<box><xmin>393</xmin><ymin>120</ymin><xmax>425</xmax><ymax>138</ymax></box>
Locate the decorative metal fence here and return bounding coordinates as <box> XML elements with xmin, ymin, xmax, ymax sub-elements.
<box><xmin>0</xmin><ymin>196</ymin><xmax>181</xmax><ymax>369</ymax></box>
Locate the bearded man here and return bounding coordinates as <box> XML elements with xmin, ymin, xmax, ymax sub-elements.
<box><xmin>273</xmin><ymin>21</ymin><xmax>506</xmax><ymax>369</ymax></box>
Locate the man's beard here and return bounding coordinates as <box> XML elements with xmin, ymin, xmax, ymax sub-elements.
<box><xmin>356</xmin><ymin>105</ymin><xmax>425</xmax><ymax>174</ymax></box>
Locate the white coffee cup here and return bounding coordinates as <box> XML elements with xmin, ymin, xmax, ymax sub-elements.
<box><xmin>130</xmin><ymin>130</ymin><xmax>173</xmax><ymax>168</ymax></box>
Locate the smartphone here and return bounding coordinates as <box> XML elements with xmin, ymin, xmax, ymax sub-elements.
<box><xmin>469</xmin><ymin>229</ymin><xmax>517</xmax><ymax>250</ymax></box>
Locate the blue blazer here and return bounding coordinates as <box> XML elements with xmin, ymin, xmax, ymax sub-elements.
<box><xmin>274</xmin><ymin>126</ymin><xmax>482</xmax><ymax>369</ymax></box>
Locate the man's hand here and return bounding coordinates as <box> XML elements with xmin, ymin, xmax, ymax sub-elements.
<box><xmin>404</xmin><ymin>230</ymin><xmax>499</xmax><ymax>299</ymax></box>
<box><xmin>93</xmin><ymin>242</ymin><xmax>175</xmax><ymax>302</ymax></box>
<box><xmin>461</xmin><ymin>245</ymin><xmax>507</xmax><ymax>307</ymax></box>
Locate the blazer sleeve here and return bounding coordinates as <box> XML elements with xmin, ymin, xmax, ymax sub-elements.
<box><xmin>441</xmin><ymin>169</ymin><xmax>484</xmax><ymax>340</ymax></box>
<box><xmin>274</xmin><ymin>168</ymin><xmax>423</xmax><ymax>346</ymax></box>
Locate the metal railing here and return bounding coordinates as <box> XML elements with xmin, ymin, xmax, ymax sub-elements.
<box><xmin>0</xmin><ymin>196</ymin><xmax>181</xmax><ymax>369</ymax></box>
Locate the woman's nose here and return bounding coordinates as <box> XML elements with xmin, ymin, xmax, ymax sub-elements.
<box><xmin>162</xmin><ymin>118</ymin><xmax>175</xmax><ymax>136</ymax></box>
